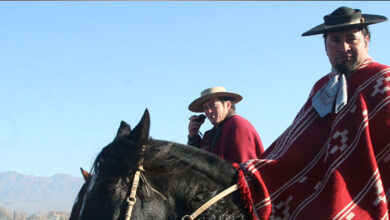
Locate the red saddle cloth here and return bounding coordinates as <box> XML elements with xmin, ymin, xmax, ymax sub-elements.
<box><xmin>235</xmin><ymin>60</ymin><xmax>390</xmax><ymax>220</ymax></box>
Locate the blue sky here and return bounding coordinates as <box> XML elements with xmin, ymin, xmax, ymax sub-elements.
<box><xmin>1</xmin><ymin>1</ymin><xmax>389</xmax><ymax>177</ymax></box>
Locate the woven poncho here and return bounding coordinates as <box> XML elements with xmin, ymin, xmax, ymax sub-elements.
<box><xmin>236</xmin><ymin>59</ymin><xmax>390</xmax><ymax>220</ymax></box>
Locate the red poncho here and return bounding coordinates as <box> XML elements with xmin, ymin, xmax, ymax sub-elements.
<box><xmin>236</xmin><ymin>59</ymin><xmax>390</xmax><ymax>219</ymax></box>
<box><xmin>202</xmin><ymin>115</ymin><xmax>264</xmax><ymax>163</ymax></box>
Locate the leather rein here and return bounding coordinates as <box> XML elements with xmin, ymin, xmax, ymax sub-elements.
<box><xmin>123</xmin><ymin>145</ymin><xmax>239</xmax><ymax>220</ymax></box>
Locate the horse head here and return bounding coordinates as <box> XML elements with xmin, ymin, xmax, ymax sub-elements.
<box><xmin>75</xmin><ymin>109</ymin><xmax>154</xmax><ymax>220</ymax></box>
<box><xmin>72</xmin><ymin>109</ymin><xmax>249</xmax><ymax>220</ymax></box>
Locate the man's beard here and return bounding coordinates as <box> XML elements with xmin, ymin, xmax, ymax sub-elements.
<box><xmin>335</xmin><ymin>60</ymin><xmax>357</xmax><ymax>74</ymax></box>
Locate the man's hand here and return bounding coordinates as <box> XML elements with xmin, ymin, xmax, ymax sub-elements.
<box><xmin>188</xmin><ymin>115</ymin><xmax>205</xmax><ymax>137</ymax></box>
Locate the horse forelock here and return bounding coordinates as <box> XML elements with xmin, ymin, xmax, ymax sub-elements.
<box><xmin>91</xmin><ymin>137</ymin><xmax>144</xmax><ymax>176</ymax></box>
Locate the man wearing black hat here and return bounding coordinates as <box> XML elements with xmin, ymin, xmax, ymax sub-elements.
<box><xmin>236</xmin><ymin>7</ymin><xmax>390</xmax><ymax>219</ymax></box>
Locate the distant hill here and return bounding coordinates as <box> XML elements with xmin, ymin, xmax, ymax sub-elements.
<box><xmin>0</xmin><ymin>171</ymin><xmax>84</xmax><ymax>214</ymax></box>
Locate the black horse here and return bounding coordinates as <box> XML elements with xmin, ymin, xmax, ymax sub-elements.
<box><xmin>70</xmin><ymin>109</ymin><xmax>250</xmax><ymax>220</ymax></box>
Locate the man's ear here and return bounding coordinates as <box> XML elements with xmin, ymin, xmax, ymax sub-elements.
<box><xmin>225</xmin><ymin>100</ymin><xmax>232</xmax><ymax>110</ymax></box>
<box><xmin>365</xmin><ymin>35</ymin><xmax>370</xmax><ymax>49</ymax></box>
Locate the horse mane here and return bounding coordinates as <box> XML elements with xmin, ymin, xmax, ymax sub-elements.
<box><xmin>143</xmin><ymin>140</ymin><xmax>247</xmax><ymax>219</ymax></box>
<box><xmin>91</xmin><ymin>135</ymin><xmax>236</xmax><ymax>181</ymax></box>
<box><xmin>146</xmin><ymin>139</ymin><xmax>237</xmax><ymax>184</ymax></box>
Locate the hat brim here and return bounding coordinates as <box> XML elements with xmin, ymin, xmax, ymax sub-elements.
<box><xmin>302</xmin><ymin>14</ymin><xmax>387</xmax><ymax>36</ymax></box>
<box><xmin>188</xmin><ymin>92</ymin><xmax>243</xmax><ymax>113</ymax></box>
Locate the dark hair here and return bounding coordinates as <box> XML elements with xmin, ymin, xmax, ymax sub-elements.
<box><xmin>323</xmin><ymin>26</ymin><xmax>371</xmax><ymax>40</ymax></box>
<box><xmin>217</xmin><ymin>97</ymin><xmax>236</xmax><ymax>111</ymax></box>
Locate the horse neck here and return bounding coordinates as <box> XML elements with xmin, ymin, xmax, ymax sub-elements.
<box><xmin>144</xmin><ymin>142</ymin><xmax>248</xmax><ymax>219</ymax></box>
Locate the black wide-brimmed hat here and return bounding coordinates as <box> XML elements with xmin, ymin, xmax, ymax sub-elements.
<box><xmin>302</xmin><ymin>6</ymin><xmax>387</xmax><ymax>36</ymax></box>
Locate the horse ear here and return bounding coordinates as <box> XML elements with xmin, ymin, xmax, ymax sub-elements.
<box><xmin>116</xmin><ymin>121</ymin><xmax>131</xmax><ymax>139</ymax></box>
<box><xmin>80</xmin><ymin>167</ymin><xmax>91</xmax><ymax>181</ymax></box>
<box><xmin>128</xmin><ymin>109</ymin><xmax>150</xmax><ymax>145</ymax></box>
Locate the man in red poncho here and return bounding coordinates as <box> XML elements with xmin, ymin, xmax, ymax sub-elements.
<box><xmin>187</xmin><ymin>86</ymin><xmax>264</xmax><ymax>163</ymax></box>
<box><xmin>236</xmin><ymin>7</ymin><xmax>390</xmax><ymax>219</ymax></box>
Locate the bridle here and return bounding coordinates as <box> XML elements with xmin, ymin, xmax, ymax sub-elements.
<box><xmin>123</xmin><ymin>144</ymin><xmax>239</xmax><ymax>220</ymax></box>
<box><xmin>123</xmin><ymin>144</ymin><xmax>145</xmax><ymax>220</ymax></box>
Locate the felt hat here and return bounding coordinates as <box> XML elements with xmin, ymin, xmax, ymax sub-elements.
<box><xmin>188</xmin><ymin>87</ymin><xmax>243</xmax><ymax>113</ymax></box>
<box><xmin>302</xmin><ymin>6</ymin><xmax>387</xmax><ymax>36</ymax></box>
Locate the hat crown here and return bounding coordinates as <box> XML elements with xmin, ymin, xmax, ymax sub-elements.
<box><xmin>331</xmin><ymin>7</ymin><xmax>357</xmax><ymax>16</ymax></box>
<box><xmin>201</xmin><ymin>86</ymin><xmax>226</xmax><ymax>97</ymax></box>
<box><xmin>324</xmin><ymin>7</ymin><xmax>362</xmax><ymax>25</ymax></box>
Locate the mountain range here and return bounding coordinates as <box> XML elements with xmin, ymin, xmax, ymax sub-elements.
<box><xmin>0</xmin><ymin>171</ymin><xmax>84</xmax><ymax>214</ymax></box>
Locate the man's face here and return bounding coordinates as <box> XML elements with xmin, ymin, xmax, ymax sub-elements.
<box><xmin>325</xmin><ymin>29</ymin><xmax>370</xmax><ymax>74</ymax></box>
<box><xmin>203</xmin><ymin>98</ymin><xmax>231</xmax><ymax>125</ymax></box>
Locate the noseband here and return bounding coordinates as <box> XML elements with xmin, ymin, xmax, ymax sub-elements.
<box><xmin>123</xmin><ymin>144</ymin><xmax>238</xmax><ymax>220</ymax></box>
